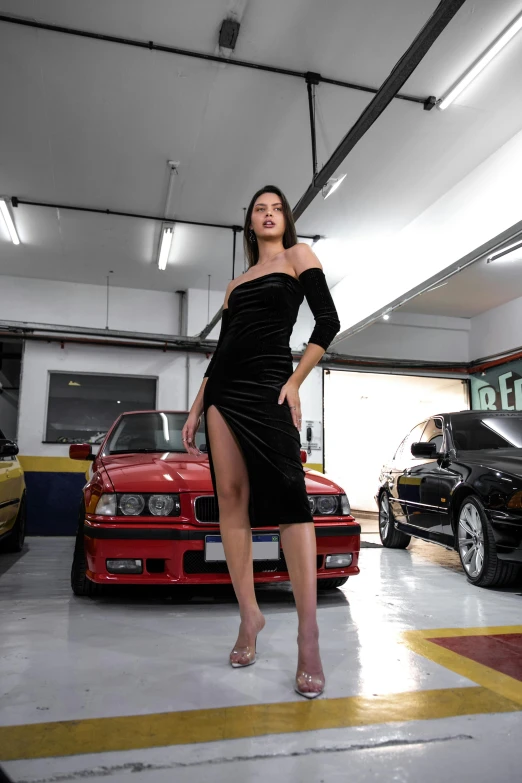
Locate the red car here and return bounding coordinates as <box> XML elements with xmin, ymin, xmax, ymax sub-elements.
<box><xmin>69</xmin><ymin>410</ymin><xmax>360</xmax><ymax>595</ymax></box>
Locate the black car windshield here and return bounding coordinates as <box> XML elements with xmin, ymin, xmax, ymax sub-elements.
<box><xmin>452</xmin><ymin>415</ymin><xmax>522</xmax><ymax>451</ymax></box>
<box><xmin>103</xmin><ymin>412</ymin><xmax>207</xmax><ymax>455</ymax></box>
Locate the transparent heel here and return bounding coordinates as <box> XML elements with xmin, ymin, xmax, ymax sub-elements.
<box><xmin>230</xmin><ymin>637</ymin><xmax>258</xmax><ymax>668</ymax></box>
<box><xmin>294</xmin><ymin>670</ymin><xmax>325</xmax><ymax>699</ymax></box>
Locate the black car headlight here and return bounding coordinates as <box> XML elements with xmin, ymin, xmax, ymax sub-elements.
<box><xmin>308</xmin><ymin>494</ymin><xmax>350</xmax><ymax>516</ymax></box>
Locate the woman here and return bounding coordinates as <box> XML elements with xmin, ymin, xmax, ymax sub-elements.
<box><xmin>182</xmin><ymin>185</ymin><xmax>340</xmax><ymax>698</ymax></box>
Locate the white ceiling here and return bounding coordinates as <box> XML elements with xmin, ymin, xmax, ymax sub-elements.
<box><xmin>400</xmin><ymin>255</ymin><xmax>522</xmax><ymax>318</ymax></box>
<box><xmin>1</xmin><ymin>0</ymin><xmax>522</xmax><ymax>294</ymax></box>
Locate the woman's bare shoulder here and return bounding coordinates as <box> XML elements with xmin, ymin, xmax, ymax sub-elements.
<box><xmin>286</xmin><ymin>243</ymin><xmax>323</xmax><ymax>278</ymax></box>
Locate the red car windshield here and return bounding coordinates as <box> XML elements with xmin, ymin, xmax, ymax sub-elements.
<box><xmin>103</xmin><ymin>412</ymin><xmax>207</xmax><ymax>455</ymax></box>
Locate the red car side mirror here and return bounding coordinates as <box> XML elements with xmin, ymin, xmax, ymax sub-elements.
<box><xmin>300</xmin><ymin>449</ymin><xmax>307</xmax><ymax>464</ymax></box>
<box><xmin>69</xmin><ymin>444</ymin><xmax>94</xmax><ymax>461</ymax></box>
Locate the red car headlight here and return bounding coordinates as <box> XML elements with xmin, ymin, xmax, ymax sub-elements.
<box><xmin>308</xmin><ymin>494</ymin><xmax>350</xmax><ymax>516</ymax></box>
<box><xmin>148</xmin><ymin>494</ymin><xmax>179</xmax><ymax>516</ymax></box>
<box><xmin>95</xmin><ymin>494</ymin><xmax>117</xmax><ymax>516</ymax></box>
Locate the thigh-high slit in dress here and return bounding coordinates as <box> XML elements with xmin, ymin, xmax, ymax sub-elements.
<box><xmin>202</xmin><ymin>268</ymin><xmax>340</xmax><ymax>528</ymax></box>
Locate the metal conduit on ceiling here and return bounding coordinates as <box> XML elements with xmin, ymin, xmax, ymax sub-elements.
<box><xmin>1</xmin><ymin>1</ymin><xmax>468</xmax><ymax>342</ymax></box>
<box><xmin>200</xmin><ymin>0</ymin><xmax>468</xmax><ymax>338</ymax></box>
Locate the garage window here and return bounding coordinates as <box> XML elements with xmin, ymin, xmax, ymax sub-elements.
<box><xmin>45</xmin><ymin>373</ymin><xmax>157</xmax><ymax>444</ymax></box>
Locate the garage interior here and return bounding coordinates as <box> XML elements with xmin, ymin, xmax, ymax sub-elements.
<box><xmin>1</xmin><ymin>1</ymin><xmax>522</xmax><ymax>781</ymax></box>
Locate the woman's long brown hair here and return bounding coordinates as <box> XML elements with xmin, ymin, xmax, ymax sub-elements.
<box><xmin>243</xmin><ymin>185</ymin><xmax>298</xmax><ymax>269</ymax></box>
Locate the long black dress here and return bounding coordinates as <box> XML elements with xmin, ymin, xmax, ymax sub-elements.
<box><xmin>202</xmin><ymin>268</ymin><xmax>340</xmax><ymax>527</ymax></box>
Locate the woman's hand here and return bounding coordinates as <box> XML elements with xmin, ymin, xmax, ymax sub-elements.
<box><xmin>278</xmin><ymin>380</ymin><xmax>302</xmax><ymax>431</ymax></box>
<box><xmin>181</xmin><ymin>411</ymin><xmax>202</xmax><ymax>455</ymax></box>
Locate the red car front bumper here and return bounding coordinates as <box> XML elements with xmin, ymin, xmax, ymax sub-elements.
<box><xmin>83</xmin><ymin>518</ymin><xmax>360</xmax><ymax>585</ymax></box>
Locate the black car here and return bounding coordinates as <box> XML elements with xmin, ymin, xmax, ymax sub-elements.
<box><xmin>376</xmin><ymin>411</ymin><xmax>522</xmax><ymax>587</ymax></box>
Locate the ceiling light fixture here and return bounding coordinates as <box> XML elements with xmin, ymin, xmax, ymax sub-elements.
<box><xmin>0</xmin><ymin>198</ymin><xmax>20</xmax><ymax>245</ymax></box>
<box><xmin>438</xmin><ymin>11</ymin><xmax>522</xmax><ymax>110</ymax></box>
<box><xmin>486</xmin><ymin>239</ymin><xmax>522</xmax><ymax>264</ymax></box>
<box><xmin>158</xmin><ymin>223</ymin><xmax>175</xmax><ymax>270</ymax></box>
<box><xmin>382</xmin><ymin>310</ymin><xmax>391</xmax><ymax>321</ymax></box>
<box><xmin>322</xmin><ymin>174</ymin><xmax>347</xmax><ymax>200</ymax></box>
<box><xmin>425</xmin><ymin>281</ymin><xmax>449</xmax><ymax>293</ymax></box>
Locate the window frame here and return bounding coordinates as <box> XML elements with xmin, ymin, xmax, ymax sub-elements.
<box><xmin>43</xmin><ymin>370</ymin><xmax>159</xmax><ymax>445</ymax></box>
<box><xmin>419</xmin><ymin>416</ymin><xmax>446</xmax><ymax>455</ymax></box>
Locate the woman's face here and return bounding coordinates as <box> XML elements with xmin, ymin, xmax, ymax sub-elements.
<box><xmin>250</xmin><ymin>192</ymin><xmax>286</xmax><ymax>241</ymax></box>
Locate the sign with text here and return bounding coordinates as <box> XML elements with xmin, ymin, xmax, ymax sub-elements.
<box><xmin>471</xmin><ymin>358</ymin><xmax>522</xmax><ymax>411</ymax></box>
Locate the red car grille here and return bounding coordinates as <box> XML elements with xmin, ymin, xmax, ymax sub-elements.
<box><xmin>194</xmin><ymin>496</ymin><xmax>219</xmax><ymax>523</ymax></box>
<box><xmin>184</xmin><ymin>551</ymin><xmax>323</xmax><ymax>574</ymax></box>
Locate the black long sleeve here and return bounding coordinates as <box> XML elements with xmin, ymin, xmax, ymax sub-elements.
<box><xmin>203</xmin><ymin>307</ymin><xmax>230</xmax><ymax>378</ymax></box>
<box><xmin>299</xmin><ymin>267</ymin><xmax>341</xmax><ymax>351</ymax></box>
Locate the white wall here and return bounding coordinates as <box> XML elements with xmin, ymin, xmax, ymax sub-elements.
<box><xmin>331</xmin><ymin>126</ymin><xmax>522</xmax><ymax>332</ymax></box>
<box><xmin>187</xmin><ymin>288</ymin><xmax>225</xmax><ymax>340</ymax></box>
<box><xmin>0</xmin><ymin>276</ymin><xmax>180</xmax><ymax>335</ymax></box>
<box><xmin>336</xmin><ymin>312</ymin><xmax>470</xmax><ymax>363</ymax></box>
<box><xmin>324</xmin><ymin>371</ymin><xmax>469</xmax><ymax>511</ymax></box>
<box><xmin>19</xmin><ymin>341</ymin><xmax>189</xmax><ymax>458</ymax></box>
<box><xmin>470</xmin><ymin>294</ymin><xmax>522</xmax><ymax>361</ymax></box>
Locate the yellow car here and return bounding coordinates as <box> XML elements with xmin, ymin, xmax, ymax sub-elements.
<box><xmin>0</xmin><ymin>429</ymin><xmax>26</xmax><ymax>552</ymax></box>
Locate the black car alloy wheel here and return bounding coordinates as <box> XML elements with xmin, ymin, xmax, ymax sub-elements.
<box><xmin>379</xmin><ymin>493</ymin><xmax>410</xmax><ymax>549</ymax></box>
<box><xmin>458</xmin><ymin>500</ymin><xmax>485</xmax><ymax>580</ymax></box>
<box><xmin>457</xmin><ymin>496</ymin><xmax>520</xmax><ymax>588</ymax></box>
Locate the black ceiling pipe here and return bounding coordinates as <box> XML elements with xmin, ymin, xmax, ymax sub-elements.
<box><xmin>0</xmin><ymin>14</ymin><xmax>432</xmax><ymax>106</ymax></box>
<box><xmin>292</xmin><ymin>0</ymin><xmax>467</xmax><ymax>220</ymax></box>
<box><xmin>12</xmin><ymin>198</ymin><xmax>322</xmax><ymax>241</ymax></box>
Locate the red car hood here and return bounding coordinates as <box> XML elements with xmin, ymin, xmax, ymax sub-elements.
<box><xmin>100</xmin><ymin>453</ymin><xmax>342</xmax><ymax>494</ymax></box>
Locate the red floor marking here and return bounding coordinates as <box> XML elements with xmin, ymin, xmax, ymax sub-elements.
<box><xmin>428</xmin><ymin>634</ymin><xmax>522</xmax><ymax>681</ymax></box>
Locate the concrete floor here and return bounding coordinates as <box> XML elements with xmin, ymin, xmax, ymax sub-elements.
<box><xmin>0</xmin><ymin>535</ymin><xmax>521</xmax><ymax>782</ymax></box>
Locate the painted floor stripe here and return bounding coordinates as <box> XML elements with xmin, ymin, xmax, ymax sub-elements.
<box><xmin>402</xmin><ymin>626</ymin><xmax>522</xmax><ymax>707</ymax></box>
<box><xmin>0</xmin><ymin>686</ymin><xmax>520</xmax><ymax>762</ymax></box>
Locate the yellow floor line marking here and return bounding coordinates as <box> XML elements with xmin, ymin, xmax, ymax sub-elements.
<box><xmin>406</xmin><ymin>625</ymin><xmax>522</xmax><ymax>638</ymax></box>
<box><xmin>402</xmin><ymin>626</ymin><xmax>522</xmax><ymax>707</ymax></box>
<box><xmin>0</xmin><ymin>687</ymin><xmax>519</xmax><ymax>761</ymax></box>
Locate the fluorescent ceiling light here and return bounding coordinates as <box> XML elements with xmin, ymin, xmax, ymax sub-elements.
<box><xmin>425</xmin><ymin>281</ymin><xmax>449</xmax><ymax>293</ymax></box>
<box><xmin>0</xmin><ymin>198</ymin><xmax>20</xmax><ymax>245</ymax></box>
<box><xmin>158</xmin><ymin>222</ymin><xmax>175</xmax><ymax>270</ymax></box>
<box><xmin>322</xmin><ymin>174</ymin><xmax>347</xmax><ymax>199</ymax></box>
<box><xmin>487</xmin><ymin>239</ymin><xmax>522</xmax><ymax>263</ymax></box>
<box><xmin>438</xmin><ymin>12</ymin><xmax>522</xmax><ymax>110</ymax></box>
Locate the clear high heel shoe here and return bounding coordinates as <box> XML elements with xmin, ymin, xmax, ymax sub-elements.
<box><xmin>229</xmin><ymin>637</ymin><xmax>258</xmax><ymax>668</ymax></box>
<box><xmin>294</xmin><ymin>670</ymin><xmax>325</xmax><ymax>699</ymax></box>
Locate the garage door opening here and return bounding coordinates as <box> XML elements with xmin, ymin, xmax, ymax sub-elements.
<box><xmin>0</xmin><ymin>339</ymin><xmax>22</xmax><ymax>441</ymax></box>
<box><xmin>324</xmin><ymin>371</ymin><xmax>469</xmax><ymax>513</ymax></box>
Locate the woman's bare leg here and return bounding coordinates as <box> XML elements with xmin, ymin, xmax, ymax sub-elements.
<box><xmin>279</xmin><ymin>522</ymin><xmax>324</xmax><ymax>693</ymax></box>
<box><xmin>207</xmin><ymin>405</ymin><xmax>265</xmax><ymax>664</ymax></box>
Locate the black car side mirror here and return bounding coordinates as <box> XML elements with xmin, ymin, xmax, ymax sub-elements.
<box><xmin>411</xmin><ymin>442</ymin><xmax>437</xmax><ymax>459</ymax></box>
<box><xmin>0</xmin><ymin>438</ymin><xmax>19</xmax><ymax>458</ymax></box>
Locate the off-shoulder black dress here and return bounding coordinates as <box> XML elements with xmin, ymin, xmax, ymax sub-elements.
<box><xmin>203</xmin><ymin>268</ymin><xmax>340</xmax><ymax>527</ymax></box>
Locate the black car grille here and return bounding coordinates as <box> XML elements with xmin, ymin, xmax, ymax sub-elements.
<box><xmin>184</xmin><ymin>551</ymin><xmax>323</xmax><ymax>575</ymax></box>
<box><xmin>194</xmin><ymin>496</ymin><xmax>219</xmax><ymax>523</ymax></box>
